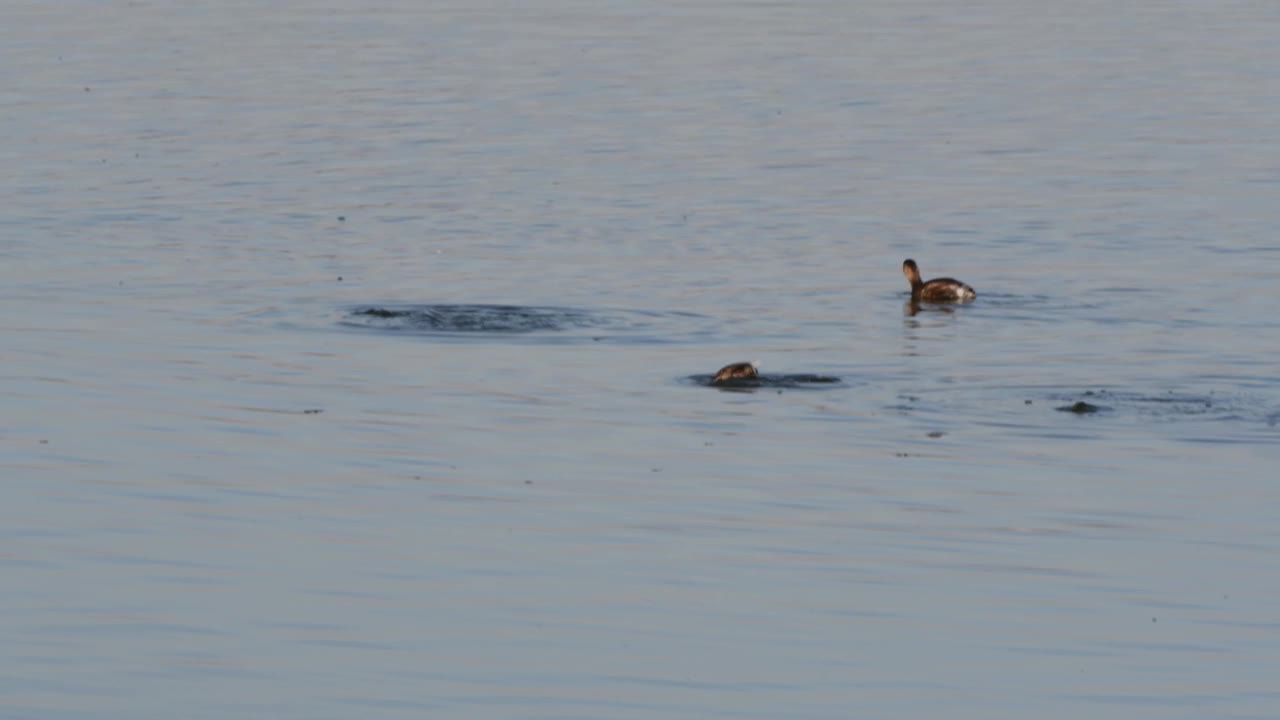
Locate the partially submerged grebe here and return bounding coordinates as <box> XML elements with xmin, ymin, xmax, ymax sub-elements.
<box><xmin>902</xmin><ymin>259</ymin><xmax>976</xmax><ymax>303</ymax></box>
<box><xmin>712</xmin><ymin>361</ymin><xmax>758</xmax><ymax>384</ymax></box>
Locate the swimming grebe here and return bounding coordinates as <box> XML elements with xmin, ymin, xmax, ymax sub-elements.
<box><xmin>712</xmin><ymin>361</ymin><xmax>758</xmax><ymax>383</ymax></box>
<box><xmin>902</xmin><ymin>259</ymin><xmax>976</xmax><ymax>303</ymax></box>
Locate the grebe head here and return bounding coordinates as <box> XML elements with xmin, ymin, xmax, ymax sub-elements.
<box><xmin>902</xmin><ymin>259</ymin><xmax>922</xmax><ymax>285</ymax></box>
<box><xmin>712</xmin><ymin>361</ymin><xmax>759</xmax><ymax>384</ymax></box>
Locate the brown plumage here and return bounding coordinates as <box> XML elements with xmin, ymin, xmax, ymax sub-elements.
<box><xmin>902</xmin><ymin>259</ymin><xmax>976</xmax><ymax>303</ymax></box>
<box><xmin>712</xmin><ymin>361</ymin><xmax>758</xmax><ymax>384</ymax></box>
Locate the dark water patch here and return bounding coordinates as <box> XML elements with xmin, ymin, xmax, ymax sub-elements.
<box><xmin>933</xmin><ymin>226</ymin><xmax>981</xmax><ymax>236</ymax></box>
<box><xmin>902</xmin><ymin>300</ymin><xmax>964</xmax><ymax>317</ymax></box>
<box><xmin>900</xmin><ymin>292</ymin><xmax>1105</xmax><ymax>320</ymax></box>
<box><xmin>685</xmin><ymin>373</ymin><xmax>844</xmax><ymax>391</ymax></box>
<box><xmin>347</xmin><ymin>304</ymin><xmax>601</xmax><ymax>332</ymax></box>
<box><xmin>977</xmin><ymin>147</ymin><xmax>1043</xmax><ymax>156</ymax></box>
<box><xmin>901</xmin><ymin>383</ymin><xmax>1278</xmax><ymax>436</ymax></box>
<box><xmin>1048</xmin><ymin>388</ymin><xmax>1278</xmax><ymax>425</ymax></box>
<box><xmin>1058</xmin><ymin>400</ymin><xmax>1107</xmax><ymax>414</ymax></box>
<box><xmin>1172</xmin><ymin>425</ymin><xmax>1274</xmax><ymax>443</ymax></box>
<box><xmin>339</xmin><ymin>304</ymin><xmax>717</xmax><ymax>344</ymax></box>
<box><xmin>963</xmin><ymin>292</ymin><xmax>1098</xmax><ymax>312</ymax></box>
<box><xmin>1094</xmin><ymin>286</ymin><xmax>1156</xmax><ymax>294</ymax></box>
<box><xmin>1203</xmin><ymin>244</ymin><xmax>1280</xmax><ymax>254</ymax></box>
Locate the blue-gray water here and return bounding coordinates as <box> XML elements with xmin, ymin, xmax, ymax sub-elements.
<box><xmin>4</xmin><ymin>2</ymin><xmax>1280</xmax><ymax>718</ymax></box>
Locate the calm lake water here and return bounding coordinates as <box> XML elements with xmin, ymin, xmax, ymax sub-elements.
<box><xmin>4</xmin><ymin>1</ymin><xmax>1280</xmax><ymax>718</ymax></box>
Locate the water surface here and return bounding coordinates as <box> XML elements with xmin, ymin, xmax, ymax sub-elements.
<box><xmin>4</xmin><ymin>1</ymin><xmax>1280</xmax><ymax>719</ymax></box>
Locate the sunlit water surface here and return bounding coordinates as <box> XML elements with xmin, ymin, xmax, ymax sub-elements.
<box><xmin>4</xmin><ymin>2</ymin><xmax>1280</xmax><ymax>718</ymax></box>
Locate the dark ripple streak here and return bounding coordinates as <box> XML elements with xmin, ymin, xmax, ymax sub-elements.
<box><xmin>339</xmin><ymin>304</ymin><xmax>718</xmax><ymax>345</ymax></box>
